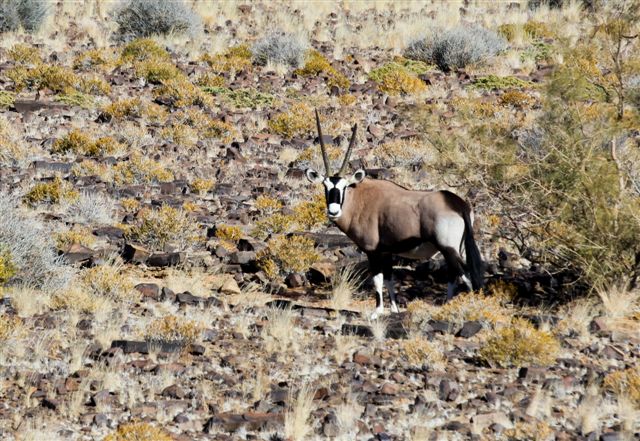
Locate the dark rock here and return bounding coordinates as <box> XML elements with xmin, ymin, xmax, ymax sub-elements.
<box><xmin>457</xmin><ymin>321</ymin><xmax>483</xmax><ymax>338</ymax></box>
<box><xmin>429</xmin><ymin>320</ymin><xmax>455</xmax><ymax>334</ymax></box>
<box><xmin>135</xmin><ymin>283</ymin><xmax>160</xmax><ymax>301</ymax></box>
<box><xmin>229</xmin><ymin>251</ymin><xmax>256</xmax><ymax>265</ymax></box>
<box><xmin>93</xmin><ymin>226</ymin><xmax>125</xmax><ymax>241</ymax></box>
<box><xmin>62</xmin><ymin>243</ymin><xmax>94</xmax><ymax>264</ymax></box>
<box><xmin>42</xmin><ymin>397</ymin><xmax>59</xmax><ymax>410</ymax></box>
<box><xmin>285</xmin><ymin>272</ymin><xmax>305</xmax><ymax>288</ymax></box>
<box><xmin>439</xmin><ymin>379</ymin><xmax>460</xmax><ymax>401</ymax></box>
<box><xmin>162</xmin><ymin>384</ymin><xmax>186</xmax><ymax>399</ymax></box>
<box><xmin>76</xmin><ymin>319</ymin><xmax>92</xmax><ymax>331</ymax></box>
<box><xmin>122</xmin><ymin>243</ymin><xmax>150</xmax><ymax>264</ymax></box>
<box><xmin>147</xmin><ymin>252</ymin><xmax>185</xmax><ymax>267</ymax></box>
<box><xmin>111</xmin><ymin>340</ymin><xmax>149</xmax><ymax>354</ymax></box>
<box><xmin>161</xmin><ymin>287</ymin><xmax>176</xmax><ymax>302</ymax></box>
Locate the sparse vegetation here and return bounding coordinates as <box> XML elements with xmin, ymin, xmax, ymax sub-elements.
<box><xmin>603</xmin><ymin>367</ymin><xmax>640</xmax><ymax>407</ymax></box>
<box><xmin>112</xmin><ymin>0</ymin><xmax>201</xmax><ymax>41</ymax></box>
<box><xmin>368</xmin><ymin>62</ymin><xmax>427</xmax><ymax>95</ymax></box>
<box><xmin>145</xmin><ymin>315</ymin><xmax>201</xmax><ymax>346</ymax></box>
<box><xmin>252</xmin><ymin>33</ymin><xmax>308</xmax><ymax>68</ymax></box>
<box><xmin>257</xmin><ymin>235</ymin><xmax>319</xmax><ymax>280</ymax></box>
<box><xmin>127</xmin><ymin>205</ymin><xmax>198</xmax><ymax>251</ymax></box>
<box><xmin>401</xmin><ymin>336</ymin><xmax>444</xmax><ymax>368</ymax></box>
<box><xmin>0</xmin><ymin>0</ymin><xmax>49</xmax><ymax>33</ymax></box>
<box><xmin>112</xmin><ymin>154</ymin><xmax>173</xmax><ymax>185</ymax></box>
<box><xmin>295</xmin><ymin>50</ymin><xmax>350</xmax><ymax>89</ymax></box>
<box><xmin>24</xmin><ymin>177</ymin><xmax>80</xmax><ymax>206</ymax></box>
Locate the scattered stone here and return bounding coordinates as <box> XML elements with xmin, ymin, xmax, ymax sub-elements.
<box><xmin>457</xmin><ymin>321</ymin><xmax>483</xmax><ymax>338</ymax></box>
<box><xmin>135</xmin><ymin>283</ymin><xmax>160</xmax><ymax>301</ymax></box>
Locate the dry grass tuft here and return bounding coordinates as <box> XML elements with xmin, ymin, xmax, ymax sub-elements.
<box><xmin>401</xmin><ymin>335</ymin><xmax>444</xmax><ymax>369</ymax></box>
<box><xmin>330</xmin><ymin>265</ymin><xmax>363</xmax><ymax>311</ymax></box>
<box><xmin>284</xmin><ymin>383</ymin><xmax>316</xmax><ymax>441</ymax></box>
<box><xmin>144</xmin><ymin>315</ymin><xmax>202</xmax><ymax>346</ymax></box>
<box><xmin>103</xmin><ymin>421</ymin><xmax>173</xmax><ymax>441</ymax></box>
<box><xmin>433</xmin><ymin>290</ymin><xmax>511</xmax><ymax>326</ymax></box>
<box><xmin>603</xmin><ymin>367</ymin><xmax>640</xmax><ymax>408</ymax></box>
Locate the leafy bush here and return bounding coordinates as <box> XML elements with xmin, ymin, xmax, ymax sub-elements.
<box><xmin>144</xmin><ymin>315</ymin><xmax>201</xmax><ymax>346</ymax></box>
<box><xmin>8</xmin><ymin>64</ymin><xmax>78</xmax><ymax>94</ymax></box>
<box><xmin>24</xmin><ymin>177</ymin><xmax>79</xmax><ymax>205</ymax></box>
<box><xmin>368</xmin><ymin>62</ymin><xmax>426</xmax><ymax>95</ymax></box>
<box><xmin>252</xmin><ymin>33</ymin><xmax>308</xmax><ymax>68</ymax></box>
<box><xmin>252</xmin><ymin>213</ymin><xmax>294</xmax><ymax>239</ymax></box>
<box><xmin>433</xmin><ymin>290</ymin><xmax>511</xmax><ymax>325</ymax></box>
<box><xmin>268</xmin><ymin>102</ymin><xmax>314</xmax><ymax>138</ymax></box>
<box><xmin>55</xmin><ymin>227</ymin><xmax>96</xmax><ymax>250</ymax></box>
<box><xmin>0</xmin><ymin>193</ymin><xmax>74</xmax><ymax>291</ymax></box>
<box><xmin>0</xmin><ymin>115</ymin><xmax>22</xmax><ymax>164</ymax></box>
<box><xmin>112</xmin><ymin>0</ymin><xmax>201</xmax><ymax>41</ymax></box>
<box><xmin>127</xmin><ymin>205</ymin><xmax>197</xmax><ymax>251</ymax></box>
<box><xmin>499</xmin><ymin>90</ymin><xmax>536</xmax><ymax>108</ymax></box>
<box><xmin>0</xmin><ymin>0</ymin><xmax>49</xmax><ymax>33</ymax></box>
<box><xmin>104</xmin><ymin>422</ymin><xmax>173</xmax><ymax>441</ymax></box>
<box><xmin>480</xmin><ymin>318</ymin><xmax>560</xmax><ymax>367</ymax></box>
<box><xmin>133</xmin><ymin>59</ymin><xmax>183</xmax><ymax>84</ymax></box>
<box><xmin>405</xmin><ymin>26</ymin><xmax>507</xmax><ymax>72</ymax></box>
<box><xmin>51</xmin><ymin>130</ymin><xmax>123</xmax><ymax>157</ymax></box>
<box><xmin>291</xmin><ymin>194</ymin><xmax>326</xmax><ymax>231</ymax></box>
<box><xmin>74</xmin><ymin>48</ymin><xmax>115</xmax><ymax>71</ymax></box>
<box><xmin>7</xmin><ymin>43</ymin><xmax>41</xmax><ymax>64</ymax></box>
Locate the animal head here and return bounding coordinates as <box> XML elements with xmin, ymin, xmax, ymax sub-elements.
<box><xmin>305</xmin><ymin>110</ymin><xmax>365</xmax><ymax>220</ymax></box>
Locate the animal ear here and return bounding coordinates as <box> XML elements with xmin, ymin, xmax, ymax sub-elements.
<box><xmin>349</xmin><ymin>169</ymin><xmax>366</xmax><ymax>185</ymax></box>
<box><xmin>305</xmin><ymin>168</ymin><xmax>324</xmax><ymax>183</ymax></box>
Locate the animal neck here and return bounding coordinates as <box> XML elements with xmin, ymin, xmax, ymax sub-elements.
<box><xmin>332</xmin><ymin>184</ymin><xmax>359</xmax><ymax>233</ymax></box>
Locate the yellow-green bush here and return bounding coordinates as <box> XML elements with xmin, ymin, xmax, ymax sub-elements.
<box><xmin>7</xmin><ymin>43</ymin><xmax>42</xmax><ymax>65</ymax></box>
<box><xmin>127</xmin><ymin>205</ymin><xmax>197</xmax><ymax>251</ymax></box>
<box><xmin>291</xmin><ymin>194</ymin><xmax>326</xmax><ymax>230</ymax></box>
<box><xmin>400</xmin><ymin>336</ymin><xmax>444</xmax><ymax>367</ymax></box>
<box><xmin>295</xmin><ymin>50</ymin><xmax>350</xmax><ymax>89</ymax></box>
<box><xmin>257</xmin><ymin>235</ymin><xmax>319</xmax><ymax>279</ymax></box>
<box><xmin>0</xmin><ymin>91</ymin><xmax>15</xmax><ymax>109</ymax></box>
<box><xmin>102</xmin><ymin>97</ymin><xmax>167</xmax><ymax>122</ymax></box>
<box><xmin>145</xmin><ymin>315</ymin><xmax>201</xmax><ymax>345</ymax></box>
<box><xmin>24</xmin><ymin>177</ymin><xmax>79</xmax><ymax>206</ymax></box>
<box><xmin>112</xmin><ymin>154</ymin><xmax>173</xmax><ymax>185</ymax></box>
<box><xmin>523</xmin><ymin>20</ymin><xmax>554</xmax><ymax>39</ymax></box>
<box><xmin>52</xmin><ymin>130</ymin><xmax>123</xmax><ymax>157</ymax></box>
<box><xmin>153</xmin><ymin>77</ymin><xmax>211</xmax><ymax>108</ymax></box>
<box><xmin>190</xmin><ymin>177</ymin><xmax>215</xmax><ymax>195</ymax></box>
<box><xmin>201</xmin><ymin>44</ymin><xmax>252</xmax><ymax>73</ymax></box>
<box><xmin>120</xmin><ymin>38</ymin><xmax>170</xmax><ymax>64</ymax></box>
<box><xmin>603</xmin><ymin>367</ymin><xmax>640</xmax><ymax>407</ymax></box>
<box><xmin>480</xmin><ymin>318</ymin><xmax>560</xmax><ymax>367</ymax></box>
<box><xmin>433</xmin><ymin>290</ymin><xmax>511</xmax><ymax>325</ymax></box>
<box><xmin>471</xmin><ymin>75</ymin><xmax>535</xmax><ymax>91</ymax></box>
<box><xmin>104</xmin><ymin>422</ymin><xmax>173</xmax><ymax>441</ymax></box>
<box><xmin>255</xmin><ymin>195</ymin><xmax>283</xmax><ymax>213</ymax></box>
<box><xmin>82</xmin><ymin>263</ymin><xmax>134</xmax><ymax>301</ymax></box>
<box><xmin>78</xmin><ymin>75</ymin><xmax>112</xmax><ymax>96</ymax></box>
<box><xmin>252</xmin><ymin>213</ymin><xmax>294</xmax><ymax>239</ymax></box>
<box><xmin>0</xmin><ymin>249</ymin><xmax>16</xmax><ymax>287</ymax></box>
<box><xmin>55</xmin><ymin>227</ymin><xmax>96</xmax><ymax>250</ymax></box>
<box><xmin>499</xmin><ymin>90</ymin><xmax>536</xmax><ymax>108</ymax></box>
<box><xmin>194</xmin><ymin>72</ymin><xmax>225</xmax><ymax>88</ymax></box>
<box><xmin>133</xmin><ymin>59</ymin><xmax>183</xmax><ymax>84</ymax></box>
<box><xmin>268</xmin><ymin>102</ymin><xmax>314</xmax><ymax>138</ymax></box>
<box><xmin>0</xmin><ymin>315</ymin><xmax>21</xmax><ymax>341</ymax></box>
<box><xmin>8</xmin><ymin>64</ymin><xmax>79</xmax><ymax>94</ymax></box>
<box><xmin>497</xmin><ymin>24</ymin><xmax>518</xmax><ymax>43</ymax></box>
<box><xmin>73</xmin><ymin>48</ymin><xmax>115</xmax><ymax>71</ymax></box>
<box><xmin>71</xmin><ymin>160</ymin><xmax>112</xmax><ymax>181</ymax></box>
<box><xmin>215</xmin><ymin>224</ymin><xmax>243</xmax><ymax>243</ymax></box>
<box><xmin>368</xmin><ymin>62</ymin><xmax>427</xmax><ymax>95</ymax></box>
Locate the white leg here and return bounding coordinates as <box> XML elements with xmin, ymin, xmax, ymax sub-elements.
<box><xmin>446</xmin><ymin>281</ymin><xmax>456</xmax><ymax>301</ymax></box>
<box><xmin>371</xmin><ymin>273</ymin><xmax>384</xmax><ymax>319</ymax></box>
<box><xmin>385</xmin><ymin>278</ymin><xmax>399</xmax><ymax>313</ymax></box>
<box><xmin>461</xmin><ymin>274</ymin><xmax>473</xmax><ymax>291</ymax></box>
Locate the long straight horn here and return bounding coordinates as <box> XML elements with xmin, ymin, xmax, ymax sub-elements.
<box><xmin>338</xmin><ymin>123</ymin><xmax>358</xmax><ymax>175</ymax></box>
<box><xmin>315</xmin><ymin>109</ymin><xmax>331</xmax><ymax>176</ymax></box>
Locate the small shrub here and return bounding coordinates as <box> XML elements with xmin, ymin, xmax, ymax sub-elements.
<box><xmin>7</xmin><ymin>43</ymin><xmax>41</xmax><ymax>65</ymax></box>
<box><xmin>103</xmin><ymin>422</ymin><xmax>173</xmax><ymax>441</ymax></box>
<box><xmin>127</xmin><ymin>205</ymin><xmax>197</xmax><ymax>251</ymax></box>
<box><xmin>295</xmin><ymin>50</ymin><xmax>350</xmax><ymax>89</ymax></box>
<box><xmin>268</xmin><ymin>102</ymin><xmax>314</xmax><ymax>138</ymax></box>
<box><xmin>78</xmin><ymin>75</ymin><xmax>113</xmax><ymax>96</ymax></box>
<box><xmin>405</xmin><ymin>26</ymin><xmax>507</xmax><ymax>72</ymax></box>
<box><xmin>521</xmin><ymin>40</ymin><xmax>554</xmax><ymax>63</ymax></box>
<box><xmin>292</xmin><ymin>194</ymin><xmax>326</xmax><ymax>231</ymax></box>
<box><xmin>112</xmin><ymin>154</ymin><xmax>173</xmax><ymax>185</ymax></box>
<box><xmin>433</xmin><ymin>290</ymin><xmax>510</xmax><ymax>325</ymax></box>
<box><xmin>102</xmin><ymin>97</ymin><xmax>167</xmax><ymax>122</ymax></box>
<box><xmin>55</xmin><ymin>227</ymin><xmax>96</xmax><ymax>250</ymax></box>
<box><xmin>201</xmin><ymin>44</ymin><xmax>252</xmax><ymax>73</ymax></box>
<box><xmin>603</xmin><ymin>367</ymin><xmax>640</xmax><ymax>407</ymax></box>
<box><xmin>0</xmin><ymin>193</ymin><xmax>73</xmax><ymax>291</ymax></box>
<box><xmin>523</xmin><ymin>20</ymin><xmax>554</xmax><ymax>39</ymax></box>
<box><xmin>9</xmin><ymin>64</ymin><xmax>78</xmax><ymax>94</ymax></box>
<box><xmin>480</xmin><ymin>318</ymin><xmax>560</xmax><ymax>367</ymax></box>
<box><xmin>252</xmin><ymin>33</ymin><xmax>308</xmax><ymax>68</ymax></box>
<box><xmin>497</xmin><ymin>24</ymin><xmax>518</xmax><ymax>43</ymax></box>
<box><xmin>113</xmin><ymin>0</ymin><xmax>201</xmax><ymax>41</ymax></box>
<box><xmin>153</xmin><ymin>77</ymin><xmax>211</xmax><ymax>108</ymax></box>
<box><xmin>257</xmin><ymin>235</ymin><xmax>319</xmax><ymax>278</ymax></box>
<box><xmin>215</xmin><ymin>224</ymin><xmax>243</xmax><ymax>243</ymax></box>
<box><xmin>144</xmin><ymin>315</ymin><xmax>201</xmax><ymax>346</ymax></box>
<box><xmin>368</xmin><ymin>62</ymin><xmax>426</xmax><ymax>95</ymax></box>
<box><xmin>133</xmin><ymin>59</ymin><xmax>183</xmax><ymax>84</ymax></box>
<box><xmin>52</xmin><ymin>131</ymin><xmax>123</xmax><ymax>157</ymax></box>
<box><xmin>190</xmin><ymin>178</ymin><xmax>214</xmax><ymax>195</ymax></box>
<box><xmin>74</xmin><ymin>48</ymin><xmax>115</xmax><ymax>71</ymax></box>
<box><xmin>255</xmin><ymin>195</ymin><xmax>283</xmax><ymax>213</ymax></box>
<box><xmin>0</xmin><ymin>114</ymin><xmax>22</xmax><ymax>163</ymax></box>
<box><xmin>471</xmin><ymin>75</ymin><xmax>535</xmax><ymax>91</ymax></box>
<box><xmin>451</xmin><ymin>96</ymin><xmax>498</xmax><ymax>118</ymax></box>
<box><xmin>194</xmin><ymin>72</ymin><xmax>225</xmax><ymax>88</ymax></box>
<box><xmin>160</xmin><ymin>123</ymin><xmax>198</xmax><ymax>147</ymax></box>
<box><xmin>66</xmin><ymin>191</ymin><xmax>116</xmax><ymax>225</ymax></box>
<box><xmin>54</xmin><ymin>91</ymin><xmax>95</xmax><ymax>109</ymax></box>
<box><xmin>0</xmin><ymin>0</ymin><xmax>49</xmax><ymax>33</ymax></box>
<box><xmin>0</xmin><ymin>91</ymin><xmax>15</xmax><ymax>109</ymax></box>
<box><xmin>82</xmin><ymin>262</ymin><xmax>133</xmax><ymax>301</ymax></box>
<box><xmin>500</xmin><ymin>90</ymin><xmax>536</xmax><ymax>108</ymax></box>
<box><xmin>24</xmin><ymin>177</ymin><xmax>79</xmax><ymax>206</ymax></box>
<box><xmin>203</xmin><ymin>86</ymin><xmax>275</xmax><ymax>109</ymax></box>
<box><xmin>252</xmin><ymin>213</ymin><xmax>294</xmax><ymax>239</ymax></box>
<box><xmin>121</xmin><ymin>197</ymin><xmax>140</xmax><ymax>213</ymax></box>
<box><xmin>50</xmin><ymin>286</ymin><xmax>107</xmax><ymax>314</ymax></box>
<box><xmin>0</xmin><ymin>248</ymin><xmax>16</xmax><ymax>286</ymax></box>
<box><xmin>376</xmin><ymin>138</ymin><xmax>433</xmax><ymax>168</ymax></box>
<box><xmin>0</xmin><ymin>315</ymin><xmax>21</xmax><ymax>340</ymax></box>
<box><xmin>338</xmin><ymin>94</ymin><xmax>357</xmax><ymax>106</ymax></box>
<box><xmin>120</xmin><ymin>38</ymin><xmax>170</xmax><ymax>63</ymax></box>
<box><xmin>71</xmin><ymin>160</ymin><xmax>112</xmax><ymax>181</ymax></box>
<box><xmin>401</xmin><ymin>336</ymin><xmax>444</xmax><ymax>367</ymax></box>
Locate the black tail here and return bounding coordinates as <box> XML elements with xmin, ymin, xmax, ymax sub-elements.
<box><xmin>462</xmin><ymin>210</ymin><xmax>484</xmax><ymax>290</ymax></box>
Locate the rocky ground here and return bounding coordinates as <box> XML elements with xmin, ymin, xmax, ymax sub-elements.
<box><xmin>0</xmin><ymin>1</ymin><xmax>639</xmax><ymax>440</ymax></box>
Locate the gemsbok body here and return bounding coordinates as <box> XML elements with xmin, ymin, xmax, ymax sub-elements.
<box><xmin>306</xmin><ymin>110</ymin><xmax>484</xmax><ymax>318</ymax></box>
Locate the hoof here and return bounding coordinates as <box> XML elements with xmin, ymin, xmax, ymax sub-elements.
<box><xmin>369</xmin><ymin>309</ymin><xmax>384</xmax><ymax>320</ymax></box>
<box><xmin>390</xmin><ymin>304</ymin><xmax>399</xmax><ymax>314</ymax></box>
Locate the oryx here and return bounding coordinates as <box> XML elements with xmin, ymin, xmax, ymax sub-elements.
<box><xmin>305</xmin><ymin>110</ymin><xmax>484</xmax><ymax>318</ymax></box>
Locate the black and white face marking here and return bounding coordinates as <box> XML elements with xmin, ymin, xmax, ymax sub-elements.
<box><xmin>324</xmin><ymin>177</ymin><xmax>349</xmax><ymax>219</ymax></box>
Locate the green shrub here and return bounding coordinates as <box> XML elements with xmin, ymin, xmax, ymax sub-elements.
<box><xmin>0</xmin><ymin>248</ymin><xmax>16</xmax><ymax>286</ymax></box>
<box><xmin>203</xmin><ymin>86</ymin><xmax>275</xmax><ymax>109</ymax></box>
<box><xmin>24</xmin><ymin>177</ymin><xmax>79</xmax><ymax>206</ymax></box>
<box><xmin>268</xmin><ymin>102</ymin><xmax>314</xmax><ymax>138</ymax></box>
<box><xmin>471</xmin><ymin>75</ymin><xmax>535</xmax><ymax>91</ymax></box>
<box><xmin>0</xmin><ymin>91</ymin><xmax>15</xmax><ymax>109</ymax></box>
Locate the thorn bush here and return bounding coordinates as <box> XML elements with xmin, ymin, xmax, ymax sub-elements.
<box><xmin>405</xmin><ymin>26</ymin><xmax>507</xmax><ymax>72</ymax></box>
<box><xmin>112</xmin><ymin>0</ymin><xmax>201</xmax><ymax>41</ymax></box>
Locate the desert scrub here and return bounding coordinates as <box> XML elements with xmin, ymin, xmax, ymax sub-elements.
<box><xmin>112</xmin><ymin>0</ymin><xmax>201</xmax><ymax>41</ymax></box>
<box><xmin>190</xmin><ymin>177</ymin><xmax>215</xmax><ymax>195</ymax></box>
<box><xmin>55</xmin><ymin>227</ymin><xmax>96</xmax><ymax>250</ymax></box>
<box><xmin>499</xmin><ymin>90</ymin><xmax>536</xmax><ymax>108</ymax></box>
<box><xmin>55</xmin><ymin>91</ymin><xmax>95</xmax><ymax>109</ymax></box>
<box><xmin>8</xmin><ymin>64</ymin><xmax>78</xmax><ymax>94</ymax></box>
<box><xmin>252</xmin><ymin>33</ymin><xmax>308</xmax><ymax>68</ymax></box>
<box><xmin>338</xmin><ymin>94</ymin><xmax>357</xmax><ymax>106</ymax></box>
<box><xmin>268</xmin><ymin>102</ymin><xmax>314</xmax><ymax>138</ymax></box>
<box><xmin>523</xmin><ymin>20</ymin><xmax>554</xmax><ymax>39</ymax></box>
<box><xmin>430</xmin><ymin>290</ymin><xmax>511</xmax><ymax>326</ymax></box>
<box><xmin>0</xmin><ymin>315</ymin><xmax>21</xmax><ymax>341</ymax></box>
<box><xmin>521</xmin><ymin>40</ymin><xmax>554</xmax><ymax>63</ymax></box>
<box><xmin>203</xmin><ymin>86</ymin><xmax>275</xmax><ymax>110</ymax></box>
<box><xmin>450</xmin><ymin>97</ymin><xmax>498</xmax><ymax>118</ymax></box>
<box><xmin>257</xmin><ymin>235</ymin><xmax>319</xmax><ymax>279</ymax></box>
<box><xmin>471</xmin><ymin>75</ymin><xmax>535</xmax><ymax>91</ymax></box>
<box><xmin>480</xmin><ymin>318</ymin><xmax>560</xmax><ymax>367</ymax></box>
<box><xmin>401</xmin><ymin>336</ymin><xmax>444</xmax><ymax>368</ymax></box>
<box><xmin>119</xmin><ymin>38</ymin><xmax>170</xmax><ymax>63</ymax></box>
<box><xmin>153</xmin><ymin>77</ymin><xmax>211</xmax><ymax>108</ymax></box>
<box><xmin>405</xmin><ymin>26</ymin><xmax>507</xmax><ymax>72</ymax></box>
<box><xmin>0</xmin><ymin>0</ymin><xmax>49</xmax><ymax>33</ymax></box>
<box><xmin>603</xmin><ymin>367</ymin><xmax>640</xmax><ymax>407</ymax></box>
<box><xmin>295</xmin><ymin>50</ymin><xmax>350</xmax><ymax>89</ymax></box>
<box><xmin>82</xmin><ymin>262</ymin><xmax>134</xmax><ymax>301</ymax></box>
<box><xmin>0</xmin><ymin>248</ymin><xmax>16</xmax><ymax>287</ymax></box>
<box><xmin>170</xmin><ymin>108</ymin><xmax>237</xmax><ymax>142</ymax></box>
<box><xmin>127</xmin><ymin>205</ymin><xmax>197</xmax><ymax>251</ymax></box>
<box><xmin>368</xmin><ymin>62</ymin><xmax>426</xmax><ymax>95</ymax></box>
<box><xmin>0</xmin><ymin>194</ymin><xmax>74</xmax><ymax>292</ymax></box>
<box><xmin>52</xmin><ymin>130</ymin><xmax>123</xmax><ymax>157</ymax></box>
<box><xmin>201</xmin><ymin>44</ymin><xmax>252</xmax><ymax>73</ymax></box>
<box><xmin>71</xmin><ymin>160</ymin><xmax>112</xmax><ymax>181</ymax></box>
<box><xmin>121</xmin><ymin>198</ymin><xmax>140</xmax><ymax>213</ymax></box>
<box><xmin>50</xmin><ymin>285</ymin><xmax>108</xmax><ymax>314</ymax></box>
<box><xmin>255</xmin><ymin>195</ymin><xmax>283</xmax><ymax>214</ymax></box>
<box><xmin>0</xmin><ymin>114</ymin><xmax>22</xmax><ymax>164</ymax></box>
<box><xmin>376</xmin><ymin>138</ymin><xmax>433</xmax><ymax>168</ymax></box>
<box><xmin>0</xmin><ymin>91</ymin><xmax>15</xmax><ymax>109</ymax></box>
<box><xmin>78</xmin><ymin>75</ymin><xmax>113</xmax><ymax>96</ymax></box>
<box><xmin>7</xmin><ymin>43</ymin><xmax>42</xmax><ymax>65</ymax></box>
<box><xmin>112</xmin><ymin>154</ymin><xmax>173</xmax><ymax>185</ymax></box>
<box><xmin>74</xmin><ymin>48</ymin><xmax>115</xmax><ymax>72</ymax></box>
<box><xmin>215</xmin><ymin>224</ymin><xmax>243</xmax><ymax>243</ymax></box>
<box><xmin>252</xmin><ymin>213</ymin><xmax>294</xmax><ymax>239</ymax></box>
<box><xmin>292</xmin><ymin>194</ymin><xmax>326</xmax><ymax>230</ymax></box>
<box><xmin>102</xmin><ymin>97</ymin><xmax>167</xmax><ymax>122</ymax></box>
<box><xmin>24</xmin><ymin>177</ymin><xmax>79</xmax><ymax>206</ymax></box>
<box><xmin>103</xmin><ymin>422</ymin><xmax>173</xmax><ymax>441</ymax></box>
<box><xmin>144</xmin><ymin>315</ymin><xmax>201</xmax><ymax>346</ymax></box>
<box><xmin>133</xmin><ymin>58</ymin><xmax>183</xmax><ymax>84</ymax></box>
